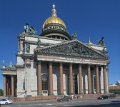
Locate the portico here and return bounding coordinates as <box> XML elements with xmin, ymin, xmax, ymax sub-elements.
<box><xmin>36</xmin><ymin>54</ymin><xmax>108</xmax><ymax>96</ymax></box>
<box><xmin>2</xmin><ymin>67</ymin><xmax>17</xmax><ymax>97</ymax></box>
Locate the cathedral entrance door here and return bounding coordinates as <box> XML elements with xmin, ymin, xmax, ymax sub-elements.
<box><xmin>74</xmin><ymin>74</ymin><xmax>78</xmax><ymax>94</ymax></box>
<box><xmin>42</xmin><ymin>74</ymin><xmax>48</xmax><ymax>96</ymax></box>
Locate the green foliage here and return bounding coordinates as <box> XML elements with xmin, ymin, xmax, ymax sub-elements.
<box><xmin>115</xmin><ymin>81</ymin><xmax>120</xmax><ymax>86</ymax></box>
<box><xmin>109</xmin><ymin>89</ymin><xmax>120</xmax><ymax>94</ymax></box>
<box><xmin>0</xmin><ymin>89</ymin><xmax>3</xmax><ymax>96</ymax></box>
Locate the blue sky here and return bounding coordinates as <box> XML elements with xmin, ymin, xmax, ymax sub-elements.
<box><xmin>0</xmin><ymin>0</ymin><xmax>120</xmax><ymax>89</ymax></box>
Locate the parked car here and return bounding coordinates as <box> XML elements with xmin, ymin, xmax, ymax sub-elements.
<box><xmin>97</xmin><ymin>95</ymin><xmax>109</xmax><ymax>100</ymax></box>
<box><xmin>0</xmin><ymin>99</ymin><xmax>13</xmax><ymax>104</ymax></box>
<box><xmin>57</xmin><ymin>95</ymin><xmax>72</xmax><ymax>102</ymax></box>
<box><xmin>73</xmin><ymin>94</ymin><xmax>79</xmax><ymax>99</ymax></box>
<box><xmin>108</xmin><ymin>93</ymin><xmax>116</xmax><ymax>99</ymax></box>
<box><xmin>70</xmin><ymin>95</ymin><xmax>79</xmax><ymax>100</ymax></box>
<box><xmin>98</xmin><ymin>93</ymin><xmax>116</xmax><ymax>100</ymax></box>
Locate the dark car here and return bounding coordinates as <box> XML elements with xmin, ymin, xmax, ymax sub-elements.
<box><xmin>97</xmin><ymin>95</ymin><xmax>109</xmax><ymax>100</ymax></box>
<box><xmin>98</xmin><ymin>93</ymin><xmax>116</xmax><ymax>100</ymax></box>
<box><xmin>57</xmin><ymin>96</ymin><xmax>72</xmax><ymax>102</ymax></box>
<box><xmin>108</xmin><ymin>93</ymin><xmax>116</xmax><ymax>99</ymax></box>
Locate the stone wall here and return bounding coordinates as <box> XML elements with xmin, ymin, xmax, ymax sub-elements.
<box><xmin>109</xmin><ymin>85</ymin><xmax>120</xmax><ymax>90</ymax></box>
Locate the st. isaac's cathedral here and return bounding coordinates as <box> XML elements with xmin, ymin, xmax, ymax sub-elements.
<box><xmin>2</xmin><ymin>5</ymin><xmax>109</xmax><ymax>98</ymax></box>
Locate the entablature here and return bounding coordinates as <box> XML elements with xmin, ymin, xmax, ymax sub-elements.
<box><xmin>2</xmin><ymin>71</ymin><xmax>17</xmax><ymax>75</ymax></box>
<box><xmin>2</xmin><ymin>67</ymin><xmax>16</xmax><ymax>75</ymax></box>
<box><xmin>37</xmin><ymin>55</ymin><xmax>108</xmax><ymax>65</ymax></box>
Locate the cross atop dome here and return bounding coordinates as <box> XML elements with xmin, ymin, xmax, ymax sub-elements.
<box><xmin>52</xmin><ymin>4</ymin><xmax>55</xmax><ymax>9</ymax></box>
<box><xmin>52</xmin><ymin>4</ymin><xmax>57</xmax><ymax>17</ymax></box>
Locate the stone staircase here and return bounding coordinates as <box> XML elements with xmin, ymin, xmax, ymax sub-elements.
<box><xmin>82</xmin><ymin>94</ymin><xmax>100</xmax><ymax>99</ymax></box>
<box><xmin>13</xmin><ymin>95</ymin><xmax>57</xmax><ymax>103</ymax></box>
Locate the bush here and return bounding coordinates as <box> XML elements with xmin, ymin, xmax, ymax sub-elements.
<box><xmin>0</xmin><ymin>89</ymin><xmax>3</xmax><ymax>96</ymax></box>
<box><xmin>109</xmin><ymin>89</ymin><xmax>120</xmax><ymax>94</ymax></box>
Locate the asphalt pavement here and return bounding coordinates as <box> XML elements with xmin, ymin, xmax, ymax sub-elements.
<box><xmin>1</xmin><ymin>98</ymin><xmax>120</xmax><ymax>107</ymax></box>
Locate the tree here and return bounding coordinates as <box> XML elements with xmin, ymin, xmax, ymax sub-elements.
<box><xmin>115</xmin><ymin>81</ymin><xmax>120</xmax><ymax>86</ymax></box>
<box><xmin>0</xmin><ymin>89</ymin><xmax>3</xmax><ymax>96</ymax></box>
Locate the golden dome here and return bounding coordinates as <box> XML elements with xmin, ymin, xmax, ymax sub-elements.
<box><xmin>42</xmin><ymin>4</ymin><xmax>66</xmax><ymax>29</ymax></box>
<box><xmin>43</xmin><ymin>16</ymin><xmax>66</xmax><ymax>29</ymax></box>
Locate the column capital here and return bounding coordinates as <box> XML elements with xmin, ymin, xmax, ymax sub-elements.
<box><xmin>38</xmin><ymin>61</ymin><xmax>41</xmax><ymax>64</ymax></box>
<box><xmin>78</xmin><ymin>64</ymin><xmax>82</xmax><ymax>68</ymax></box>
<box><xmin>49</xmin><ymin>61</ymin><xmax>52</xmax><ymax>64</ymax></box>
<box><xmin>101</xmin><ymin>65</ymin><xmax>107</xmax><ymax>69</ymax></box>
<box><xmin>95</xmin><ymin>64</ymin><xmax>98</xmax><ymax>67</ymax></box>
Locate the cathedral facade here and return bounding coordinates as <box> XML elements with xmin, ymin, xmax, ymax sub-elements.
<box><xmin>2</xmin><ymin>5</ymin><xmax>109</xmax><ymax>98</ymax></box>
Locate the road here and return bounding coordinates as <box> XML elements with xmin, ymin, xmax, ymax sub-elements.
<box><xmin>1</xmin><ymin>98</ymin><xmax>120</xmax><ymax>107</ymax></box>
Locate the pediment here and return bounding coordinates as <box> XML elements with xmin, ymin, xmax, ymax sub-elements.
<box><xmin>36</xmin><ymin>40</ymin><xmax>108</xmax><ymax>60</ymax></box>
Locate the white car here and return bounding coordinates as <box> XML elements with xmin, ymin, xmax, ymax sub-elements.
<box><xmin>0</xmin><ymin>99</ymin><xmax>13</xmax><ymax>104</ymax></box>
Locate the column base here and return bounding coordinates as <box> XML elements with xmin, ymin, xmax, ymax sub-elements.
<box><xmin>59</xmin><ymin>93</ymin><xmax>64</xmax><ymax>95</ymax></box>
<box><xmin>104</xmin><ymin>92</ymin><xmax>108</xmax><ymax>94</ymax></box>
<box><xmin>79</xmin><ymin>93</ymin><xmax>83</xmax><ymax>95</ymax></box>
<box><xmin>69</xmin><ymin>93</ymin><xmax>74</xmax><ymax>95</ymax></box>
<box><xmin>48</xmin><ymin>93</ymin><xmax>54</xmax><ymax>96</ymax></box>
<box><xmin>38</xmin><ymin>93</ymin><xmax>43</xmax><ymax>96</ymax></box>
<box><xmin>79</xmin><ymin>94</ymin><xmax>83</xmax><ymax>99</ymax></box>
